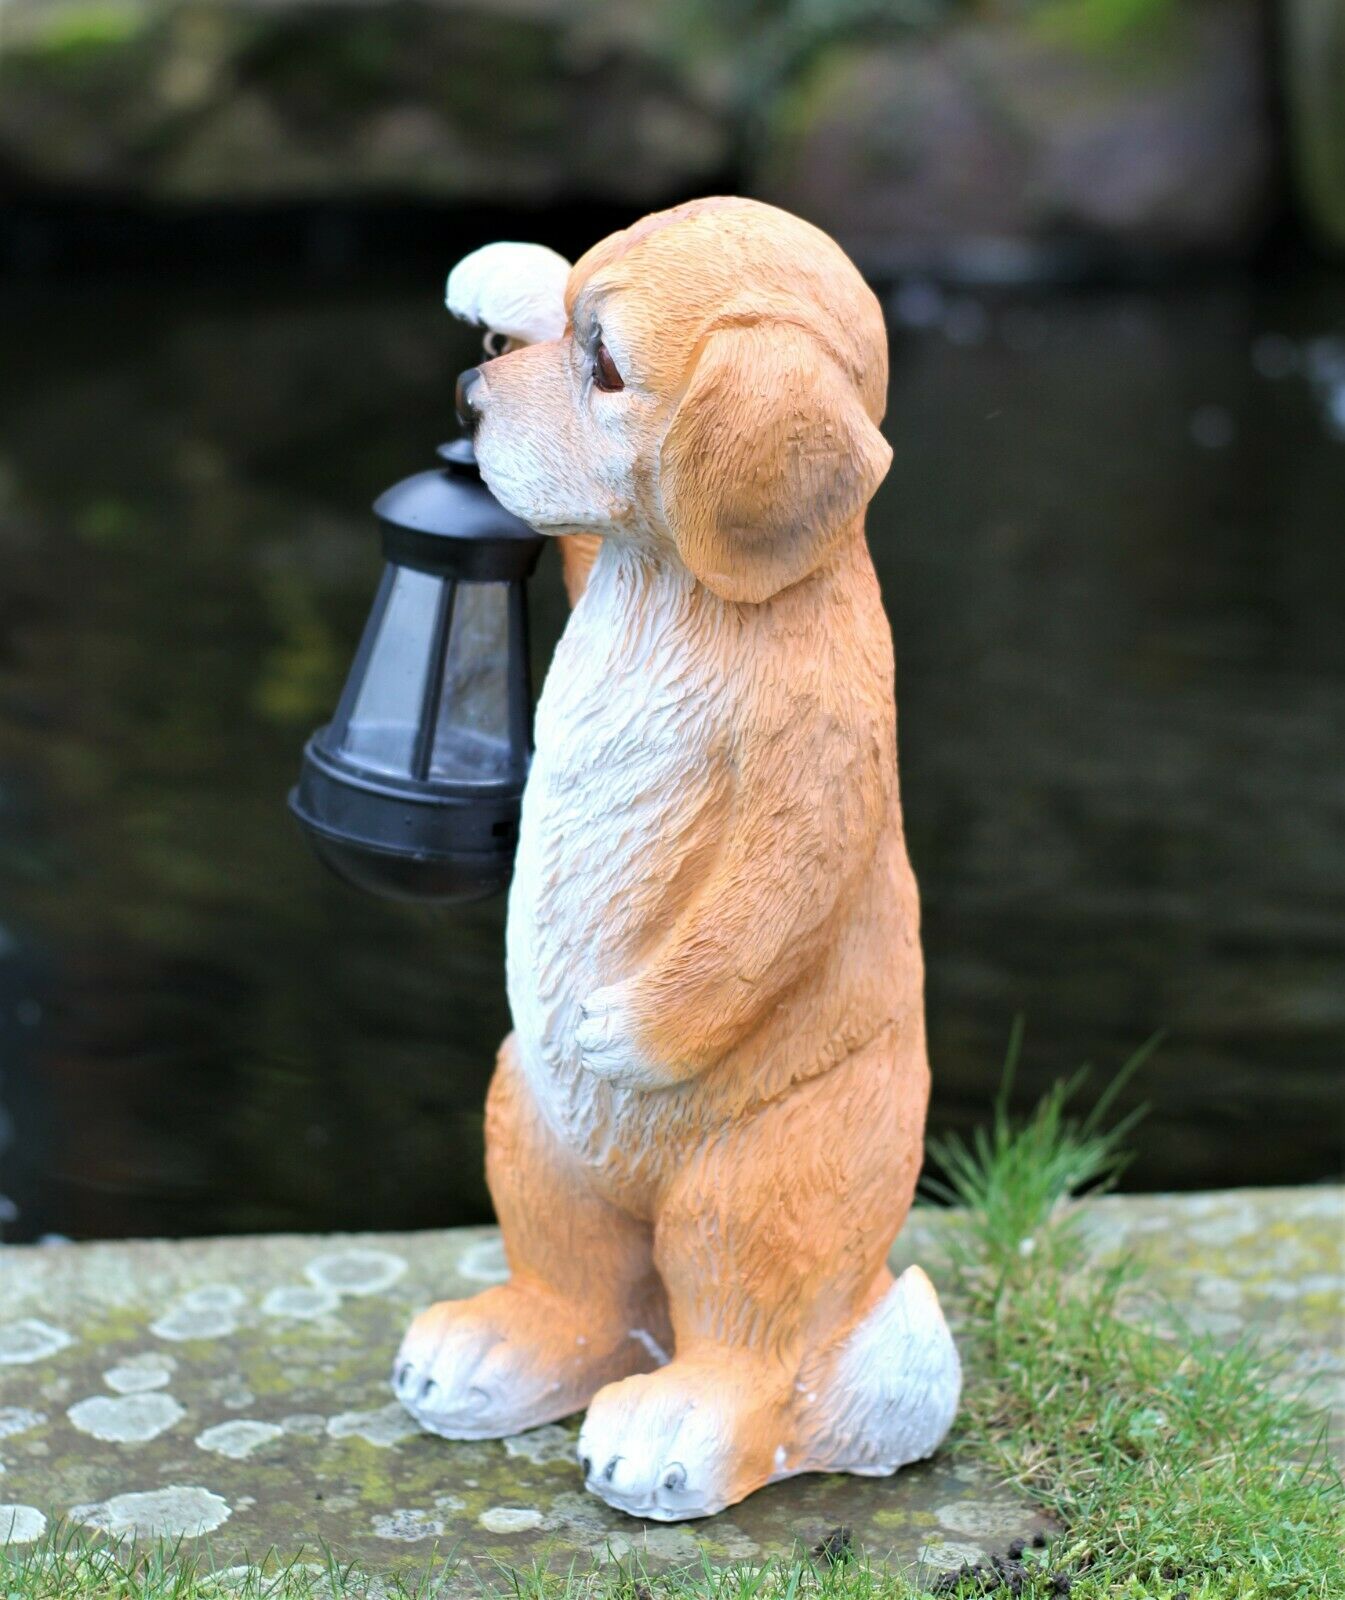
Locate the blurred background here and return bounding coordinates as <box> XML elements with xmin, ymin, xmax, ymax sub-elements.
<box><xmin>0</xmin><ymin>0</ymin><xmax>1342</xmax><ymax>1244</ymax></box>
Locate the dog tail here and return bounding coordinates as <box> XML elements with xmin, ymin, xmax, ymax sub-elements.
<box><xmin>793</xmin><ymin>1265</ymin><xmax>961</xmax><ymax>1476</ymax></box>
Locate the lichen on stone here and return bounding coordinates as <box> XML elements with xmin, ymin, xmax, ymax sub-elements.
<box><xmin>67</xmin><ymin>1392</ymin><xmax>185</xmax><ymax>1443</ymax></box>
<box><xmin>195</xmin><ymin>1420</ymin><xmax>284</xmax><ymax>1459</ymax></box>
<box><xmin>372</xmin><ymin>1507</ymin><xmax>449</xmax><ymax>1541</ymax></box>
<box><xmin>72</xmin><ymin>1484</ymin><xmax>231</xmax><ymax>1538</ymax></box>
<box><xmin>0</xmin><ymin>1319</ymin><xmax>74</xmax><ymax>1365</ymax></box>
<box><xmin>478</xmin><ymin>1506</ymin><xmax>543</xmax><ymax>1533</ymax></box>
<box><xmin>103</xmin><ymin>1353</ymin><xmax>176</xmax><ymax>1393</ymax></box>
<box><xmin>0</xmin><ymin>1407</ymin><xmax>45</xmax><ymax>1439</ymax></box>
<box><xmin>502</xmin><ymin>1424</ymin><xmax>576</xmax><ymax>1466</ymax></box>
<box><xmin>306</xmin><ymin>1250</ymin><xmax>406</xmax><ymax>1297</ymax></box>
<box><xmin>934</xmin><ymin>1499</ymin><xmax>1038</xmax><ymax>1539</ymax></box>
<box><xmin>151</xmin><ymin>1304</ymin><xmax>239</xmax><ymax>1341</ymax></box>
<box><xmin>919</xmin><ymin>1537</ymin><xmax>987</xmax><ymax>1572</ymax></box>
<box><xmin>457</xmin><ymin>1239</ymin><xmax>509</xmax><ymax>1285</ymax></box>
<box><xmin>326</xmin><ymin>1402</ymin><xmax>421</xmax><ymax>1447</ymax></box>
<box><xmin>262</xmin><ymin>1285</ymin><xmax>342</xmax><ymax>1320</ymax></box>
<box><xmin>0</xmin><ymin>1503</ymin><xmax>47</xmax><ymax>1545</ymax></box>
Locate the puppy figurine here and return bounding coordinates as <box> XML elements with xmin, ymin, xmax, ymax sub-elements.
<box><xmin>394</xmin><ymin>197</ymin><xmax>960</xmax><ymax>1520</ymax></box>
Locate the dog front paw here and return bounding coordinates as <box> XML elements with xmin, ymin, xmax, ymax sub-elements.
<box><xmin>575</xmin><ymin>986</ymin><xmax>664</xmax><ymax>1088</ymax></box>
<box><xmin>445</xmin><ymin>242</ymin><xmax>570</xmax><ymax>346</ymax></box>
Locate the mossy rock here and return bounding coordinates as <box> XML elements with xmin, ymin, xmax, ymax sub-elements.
<box><xmin>754</xmin><ymin>0</ymin><xmax>1274</xmax><ymax>277</ymax></box>
<box><xmin>0</xmin><ymin>0</ymin><xmax>730</xmax><ymax>204</ymax></box>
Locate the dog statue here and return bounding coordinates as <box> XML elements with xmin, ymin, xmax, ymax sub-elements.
<box><xmin>393</xmin><ymin>197</ymin><xmax>960</xmax><ymax>1520</ymax></box>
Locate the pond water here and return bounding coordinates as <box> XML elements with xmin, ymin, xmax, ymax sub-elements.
<box><xmin>1</xmin><ymin>264</ymin><xmax>1342</xmax><ymax>1243</ymax></box>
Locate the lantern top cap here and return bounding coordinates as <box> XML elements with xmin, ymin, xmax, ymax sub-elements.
<box><xmin>437</xmin><ymin>437</ymin><xmax>478</xmax><ymax>472</ymax></box>
<box><xmin>374</xmin><ymin>439</ymin><xmax>546</xmax><ymax>582</ymax></box>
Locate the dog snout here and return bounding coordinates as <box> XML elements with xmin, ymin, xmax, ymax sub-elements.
<box><xmin>456</xmin><ymin>366</ymin><xmax>484</xmax><ymax>432</ymax></box>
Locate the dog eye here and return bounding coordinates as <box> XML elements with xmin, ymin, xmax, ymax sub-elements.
<box><xmin>593</xmin><ymin>340</ymin><xmax>624</xmax><ymax>393</ymax></box>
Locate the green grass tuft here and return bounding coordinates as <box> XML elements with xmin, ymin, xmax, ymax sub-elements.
<box><xmin>925</xmin><ymin>1027</ymin><xmax>1342</xmax><ymax>1598</ymax></box>
<box><xmin>922</xmin><ymin>1018</ymin><xmax>1157</xmax><ymax>1279</ymax></box>
<box><xmin>4</xmin><ymin>1031</ymin><xmax>1340</xmax><ymax>1598</ymax></box>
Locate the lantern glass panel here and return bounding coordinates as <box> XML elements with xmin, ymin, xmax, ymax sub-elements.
<box><xmin>341</xmin><ymin>566</ymin><xmax>441</xmax><ymax>776</ymax></box>
<box><xmin>430</xmin><ymin>581</ymin><xmax>515</xmax><ymax>783</ymax></box>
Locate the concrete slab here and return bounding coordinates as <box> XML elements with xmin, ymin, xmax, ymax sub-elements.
<box><xmin>0</xmin><ymin>1187</ymin><xmax>1339</xmax><ymax>1584</ymax></box>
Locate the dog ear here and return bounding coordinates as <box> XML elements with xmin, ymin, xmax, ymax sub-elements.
<box><xmin>659</xmin><ymin>321</ymin><xmax>891</xmax><ymax>604</ymax></box>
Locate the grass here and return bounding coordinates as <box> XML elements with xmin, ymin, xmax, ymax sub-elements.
<box><xmin>4</xmin><ymin>1029</ymin><xmax>1340</xmax><ymax>1599</ymax></box>
<box><xmin>921</xmin><ymin>1025</ymin><xmax>1343</xmax><ymax>1597</ymax></box>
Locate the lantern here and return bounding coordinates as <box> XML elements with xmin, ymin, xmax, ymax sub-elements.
<box><xmin>290</xmin><ymin>438</ymin><xmax>546</xmax><ymax>904</ymax></box>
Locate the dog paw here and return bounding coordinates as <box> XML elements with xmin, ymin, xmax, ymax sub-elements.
<box><xmin>394</xmin><ymin>1284</ymin><xmax>644</xmax><ymax>1440</ymax></box>
<box><xmin>578</xmin><ymin>1359</ymin><xmax>786</xmax><ymax>1520</ymax></box>
<box><xmin>575</xmin><ymin>986</ymin><xmax>663</xmax><ymax>1088</ymax></box>
<box><xmin>445</xmin><ymin>242</ymin><xmax>570</xmax><ymax>346</ymax></box>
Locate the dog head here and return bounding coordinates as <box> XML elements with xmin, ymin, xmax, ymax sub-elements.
<box><xmin>453</xmin><ymin>197</ymin><xmax>891</xmax><ymax>604</ymax></box>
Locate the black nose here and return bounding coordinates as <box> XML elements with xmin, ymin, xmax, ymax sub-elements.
<box><xmin>456</xmin><ymin>367</ymin><xmax>484</xmax><ymax>431</ymax></box>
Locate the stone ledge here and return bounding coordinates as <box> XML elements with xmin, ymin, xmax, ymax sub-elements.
<box><xmin>1</xmin><ymin>1187</ymin><xmax>1340</xmax><ymax>1581</ymax></box>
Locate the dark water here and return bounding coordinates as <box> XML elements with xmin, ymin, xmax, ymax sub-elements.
<box><xmin>1</xmin><ymin>267</ymin><xmax>1342</xmax><ymax>1244</ymax></box>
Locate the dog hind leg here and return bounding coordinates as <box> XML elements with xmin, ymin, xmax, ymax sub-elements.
<box><xmin>578</xmin><ymin>1025</ymin><xmax>936</xmax><ymax>1518</ymax></box>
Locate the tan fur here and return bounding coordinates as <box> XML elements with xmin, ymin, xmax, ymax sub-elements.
<box><xmin>557</xmin><ymin>532</ymin><xmax>602</xmax><ymax>604</ymax></box>
<box><xmin>396</xmin><ymin>198</ymin><xmax>957</xmax><ymax>1518</ymax></box>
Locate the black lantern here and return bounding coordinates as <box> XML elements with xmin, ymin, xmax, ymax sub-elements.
<box><xmin>290</xmin><ymin>438</ymin><xmax>546</xmax><ymax>904</ymax></box>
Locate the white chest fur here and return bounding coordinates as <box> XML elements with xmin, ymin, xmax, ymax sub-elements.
<box><xmin>505</xmin><ymin>546</ymin><xmax>729</xmax><ymax>1147</ymax></box>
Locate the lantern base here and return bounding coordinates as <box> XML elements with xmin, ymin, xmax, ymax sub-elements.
<box><xmin>292</xmin><ymin>812</ymin><xmax>511</xmax><ymax>904</ymax></box>
<box><xmin>289</xmin><ymin>734</ymin><xmax>521</xmax><ymax>904</ymax></box>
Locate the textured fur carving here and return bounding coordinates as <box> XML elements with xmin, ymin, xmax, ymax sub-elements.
<box><xmin>396</xmin><ymin>198</ymin><xmax>960</xmax><ymax>1519</ymax></box>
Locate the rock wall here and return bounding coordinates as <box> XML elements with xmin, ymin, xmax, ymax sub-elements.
<box><xmin>756</xmin><ymin>0</ymin><xmax>1275</xmax><ymax>277</ymax></box>
<box><xmin>0</xmin><ymin>0</ymin><xmax>732</xmax><ymax>206</ymax></box>
<box><xmin>1</xmin><ymin>0</ymin><xmax>1334</xmax><ymax>275</ymax></box>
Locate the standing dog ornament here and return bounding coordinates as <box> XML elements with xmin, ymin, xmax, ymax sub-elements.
<box><xmin>293</xmin><ymin>197</ymin><xmax>960</xmax><ymax>1520</ymax></box>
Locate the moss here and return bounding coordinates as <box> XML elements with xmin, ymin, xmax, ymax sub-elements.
<box><xmin>1285</xmin><ymin>0</ymin><xmax>1345</xmax><ymax>249</ymax></box>
<box><xmin>1028</xmin><ymin>0</ymin><xmax>1178</xmax><ymax>53</ymax></box>
<box><xmin>246</xmin><ymin>552</ymin><xmax>349</xmax><ymax>726</ymax></box>
<box><xmin>16</xmin><ymin>2</ymin><xmax>148</xmax><ymax>59</ymax></box>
